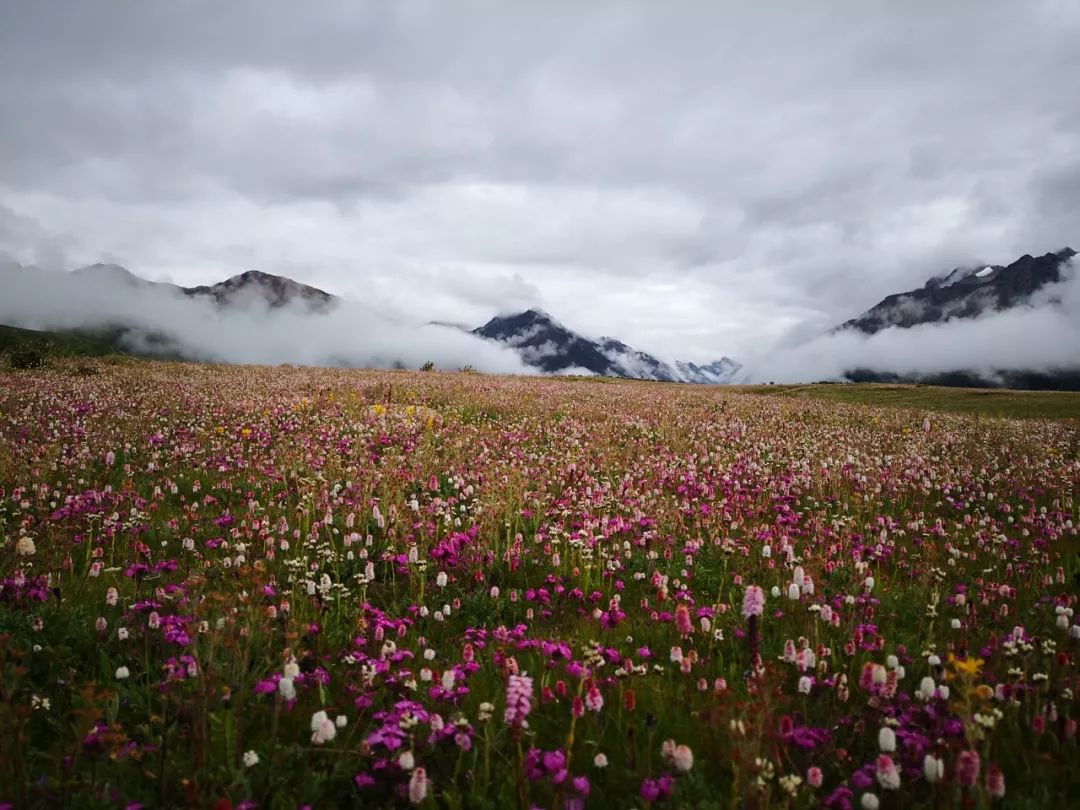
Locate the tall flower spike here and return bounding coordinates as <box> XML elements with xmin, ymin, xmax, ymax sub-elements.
<box><xmin>504</xmin><ymin>673</ymin><xmax>534</xmax><ymax>729</ymax></box>
<box><xmin>742</xmin><ymin>585</ymin><xmax>765</xmax><ymax>618</ymax></box>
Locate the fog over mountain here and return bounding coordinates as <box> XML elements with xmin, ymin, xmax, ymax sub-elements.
<box><xmin>0</xmin><ymin>263</ymin><xmax>532</xmax><ymax>373</ymax></box>
<box><xmin>742</xmin><ymin>251</ymin><xmax>1080</xmax><ymax>385</ymax></box>
<box><xmin>2</xmin><ymin>249</ymin><xmax>1079</xmax><ymax>387</ymax></box>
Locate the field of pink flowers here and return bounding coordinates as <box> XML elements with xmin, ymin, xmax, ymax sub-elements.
<box><xmin>2</xmin><ymin>361</ymin><xmax>1079</xmax><ymax>809</ymax></box>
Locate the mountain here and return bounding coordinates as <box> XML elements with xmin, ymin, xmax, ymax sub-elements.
<box><xmin>473</xmin><ymin>309</ymin><xmax>622</xmax><ymax>375</ymax></box>
<box><xmin>675</xmin><ymin>358</ymin><xmax>742</xmax><ymax>385</ymax></box>
<box><xmin>69</xmin><ymin>264</ymin><xmax>338</xmax><ymax>312</ymax></box>
<box><xmin>598</xmin><ymin>336</ymin><xmax>681</xmax><ymax>381</ymax></box>
<box><xmin>834</xmin><ymin>247</ymin><xmax>1079</xmax><ymax>390</ymax></box>
<box><xmin>473</xmin><ymin>309</ymin><xmax>740</xmax><ymax>384</ymax></box>
<box><xmin>183</xmin><ymin>270</ymin><xmax>337</xmax><ymax>312</ymax></box>
<box><xmin>840</xmin><ymin>248</ymin><xmax>1076</xmax><ymax>334</ymax></box>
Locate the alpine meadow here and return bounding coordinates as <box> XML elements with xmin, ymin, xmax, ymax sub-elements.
<box><xmin>3</xmin><ymin>2</ymin><xmax>1080</xmax><ymax>808</ymax></box>
<box><xmin>1</xmin><ymin>361</ymin><xmax>1078</xmax><ymax>807</ymax></box>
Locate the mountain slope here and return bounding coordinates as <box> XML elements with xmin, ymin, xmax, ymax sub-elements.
<box><xmin>473</xmin><ymin>309</ymin><xmax>740</xmax><ymax>383</ymax></box>
<box><xmin>832</xmin><ymin>247</ymin><xmax>1079</xmax><ymax>390</ymax></box>
<box><xmin>183</xmin><ymin>270</ymin><xmax>337</xmax><ymax>312</ymax></box>
<box><xmin>69</xmin><ymin>264</ymin><xmax>340</xmax><ymax>312</ymax></box>
<box><xmin>841</xmin><ymin>248</ymin><xmax>1076</xmax><ymax>333</ymax></box>
<box><xmin>473</xmin><ymin>309</ymin><xmax>619</xmax><ymax>375</ymax></box>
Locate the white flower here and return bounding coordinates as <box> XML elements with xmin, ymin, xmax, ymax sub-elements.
<box><xmin>399</xmin><ymin>750</ymin><xmax>416</xmax><ymax>770</ymax></box>
<box><xmin>16</xmin><ymin>536</ymin><xmax>36</xmax><ymax>556</ymax></box>
<box><xmin>283</xmin><ymin>661</ymin><xmax>300</xmax><ymax>679</ymax></box>
<box><xmin>787</xmin><ymin>583</ymin><xmax>801</xmax><ymax>600</ymax></box>
<box><xmin>672</xmin><ymin>744</ymin><xmax>694</xmax><ymax>773</ymax></box>
<box><xmin>861</xmin><ymin>794</ymin><xmax>880</xmax><ymax>810</ymax></box>
<box><xmin>278</xmin><ymin>677</ymin><xmax>296</xmax><ymax>701</ymax></box>
<box><xmin>436</xmin><ymin>571</ymin><xmax>448</xmax><ymax>588</ymax></box>
<box><xmin>878</xmin><ymin>727</ymin><xmax>896</xmax><ymax>752</ymax></box>
<box><xmin>594</xmin><ymin>753</ymin><xmax>609</xmax><ymax>768</ymax></box>
<box><xmin>798</xmin><ymin>675</ymin><xmax>813</xmax><ymax>694</ymax></box>
<box><xmin>408</xmin><ymin>767</ymin><xmax>428</xmax><ymax>804</ymax></box>
<box><xmin>923</xmin><ymin>754</ymin><xmax>944</xmax><ymax>783</ymax></box>
<box><xmin>335</xmin><ymin>715</ymin><xmax>348</xmax><ymax>729</ymax></box>
<box><xmin>918</xmin><ymin>676</ymin><xmax>936</xmax><ymax>701</ymax></box>
<box><xmin>310</xmin><ymin>710</ymin><xmax>337</xmax><ymax>744</ymax></box>
<box><xmin>243</xmin><ymin>750</ymin><xmax>259</xmax><ymax>768</ymax></box>
<box><xmin>115</xmin><ymin>666</ymin><xmax>130</xmax><ymax>680</ymax></box>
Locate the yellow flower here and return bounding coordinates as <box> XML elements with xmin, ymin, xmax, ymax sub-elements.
<box><xmin>948</xmin><ymin>654</ymin><xmax>984</xmax><ymax>677</ymax></box>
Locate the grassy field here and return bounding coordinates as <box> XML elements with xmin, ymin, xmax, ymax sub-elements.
<box><xmin>1</xmin><ymin>359</ymin><xmax>1078</xmax><ymax>808</ymax></box>
<box><xmin>740</xmin><ymin>382</ymin><xmax>1080</xmax><ymax>421</ymax></box>
<box><xmin>0</xmin><ymin>323</ymin><xmax>123</xmax><ymax>358</ymax></box>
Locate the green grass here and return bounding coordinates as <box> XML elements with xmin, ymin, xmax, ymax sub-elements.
<box><xmin>740</xmin><ymin>382</ymin><xmax>1080</xmax><ymax>420</ymax></box>
<box><xmin>0</xmin><ymin>323</ymin><xmax>127</xmax><ymax>359</ymax></box>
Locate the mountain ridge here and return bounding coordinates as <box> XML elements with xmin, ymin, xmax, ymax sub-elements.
<box><xmin>472</xmin><ymin>308</ymin><xmax>741</xmax><ymax>383</ymax></box>
<box><xmin>840</xmin><ymin>247</ymin><xmax>1076</xmax><ymax>334</ymax></box>
<box><xmin>2</xmin><ymin>248</ymin><xmax>1076</xmax><ymax>388</ymax></box>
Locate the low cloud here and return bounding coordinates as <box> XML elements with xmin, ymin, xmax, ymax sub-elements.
<box><xmin>743</xmin><ymin>258</ymin><xmax>1080</xmax><ymax>382</ymax></box>
<box><xmin>0</xmin><ymin>265</ymin><xmax>532</xmax><ymax>374</ymax></box>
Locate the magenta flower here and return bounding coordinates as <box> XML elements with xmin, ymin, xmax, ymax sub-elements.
<box><xmin>956</xmin><ymin>750</ymin><xmax>981</xmax><ymax>788</ymax></box>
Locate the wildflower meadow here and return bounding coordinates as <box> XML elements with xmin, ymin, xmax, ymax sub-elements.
<box><xmin>1</xmin><ymin>360</ymin><xmax>1079</xmax><ymax>809</ymax></box>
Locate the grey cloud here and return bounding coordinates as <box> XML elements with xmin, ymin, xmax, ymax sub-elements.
<box><xmin>0</xmin><ymin>265</ymin><xmax>531</xmax><ymax>374</ymax></box>
<box><xmin>0</xmin><ymin>1</ymin><xmax>1078</xmax><ymax>365</ymax></box>
<box><xmin>746</xmin><ymin>259</ymin><xmax>1080</xmax><ymax>382</ymax></box>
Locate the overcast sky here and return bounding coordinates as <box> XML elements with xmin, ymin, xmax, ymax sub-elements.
<box><xmin>1</xmin><ymin>0</ymin><xmax>1078</xmax><ymax>362</ymax></box>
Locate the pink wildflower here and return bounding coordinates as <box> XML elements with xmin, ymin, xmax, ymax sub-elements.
<box><xmin>674</xmin><ymin>603</ymin><xmax>694</xmax><ymax>636</ymax></box>
<box><xmin>408</xmin><ymin>767</ymin><xmax>428</xmax><ymax>804</ymax></box>
<box><xmin>875</xmin><ymin>755</ymin><xmax>901</xmax><ymax>790</ymax></box>
<box><xmin>741</xmin><ymin>585</ymin><xmax>765</xmax><ymax>618</ymax></box>
<box><xmin>956</xmin><ymin>750</ymin><xmax>980</xmax><ymax>788</ymax></box>
<box><xmin>585</xmin><ymin>683</ymin><xmax>603</xmax><ymax>712</ymax></box>
<box><xmin>504</xmin><ymin>673</ymin><xmax>534</xmax><ymax>728</ymax></box>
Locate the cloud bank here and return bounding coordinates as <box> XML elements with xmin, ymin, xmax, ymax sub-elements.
<box><xmin>742</xmin><ymin>259</ymin><xmax>1080</xmax><ymax>383</ymax></box>
<box><xmin>0</xmin><ymin>266</ymin><xmax>531</xmax><ymax>374</ymax></box>
<box><xmin>1</xmin><ymin>2</ymin><xmax>1079</xmax><ymax>364</ymax></box>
